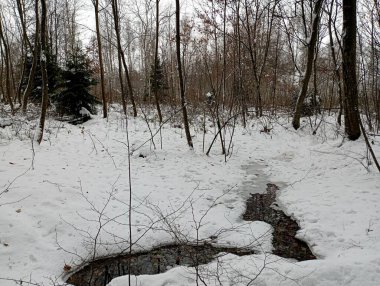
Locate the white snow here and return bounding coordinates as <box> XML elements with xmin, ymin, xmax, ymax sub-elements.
<box><xmin>0</xmin><ymin>109</ymin><xmax>379</xmax><ymax>286</ymax></box>
<box><xmin>40</xmin><ymin>52</ymin><xmax>46</xmax><ymax>63</ymax></box>
<box><xmin>0</xmin><ymin>118</ymin><xmax>12</xmax><ymax>128</ymax></box>
<box><xmin>79</xmin><ymin>107</ymin><xmax>92</xmax><ymax>117</ymax></box>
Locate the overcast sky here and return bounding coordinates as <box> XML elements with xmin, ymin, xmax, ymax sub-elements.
<box><xmin>77</xmin><ymin>0</ymin><xmax>195</xmax><ymax>44</ymax></box>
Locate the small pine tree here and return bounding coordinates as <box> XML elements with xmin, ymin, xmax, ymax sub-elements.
<box><xmin>150</xmin><ymin>58</ymin><xmax>167</xmax><ymax>94</ymax></box>
<box><xmin>53</xmin><ymin>46</ymin><xmax>98</xmax><ymax>117</ymax></box>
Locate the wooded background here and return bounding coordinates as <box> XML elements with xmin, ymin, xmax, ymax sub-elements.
<box><xmin>0</xmin><ymin>0</ymin><xmax>378</xmax><ymax>143</ymax></box>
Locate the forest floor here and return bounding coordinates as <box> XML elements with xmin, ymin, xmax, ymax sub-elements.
<box><xmin>0</xmin><ymin>106</ymin><xmax>380</xmax><ymax>286</ymax></box>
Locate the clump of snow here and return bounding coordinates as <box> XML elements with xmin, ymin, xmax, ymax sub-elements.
<box><xmin>79</xmin><ymin>107</ymin><xmax>91</xmax><ymax>117</ymax></box>
<box><xmin>40</xmin><ymin>52</ymin><xmax>46</xmax><ymax>62</ymax></box>
<box><xmin>0</xmin><ymin>110</ymin><xmax>379</xmax><ymax>286</ymax></box>
<box><xmin>0</xmin><ymin>118</ymin><xmax>12</xmax><ymax>128</ymax></box>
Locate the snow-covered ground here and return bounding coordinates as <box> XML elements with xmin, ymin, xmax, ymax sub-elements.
<box><xmin>1</xmin><ymin>108</ymin><xmax>379</xmax><ymax>286</ymax></box>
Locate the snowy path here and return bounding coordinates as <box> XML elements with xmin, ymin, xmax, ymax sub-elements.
<box><xmin>1</xmin><ymin>112</ymin><xmax>380</xmax><ymax>286</ymax></box>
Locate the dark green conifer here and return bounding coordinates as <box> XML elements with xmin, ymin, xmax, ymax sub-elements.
<box><xmin>53</xmin><ymin>46</ymin><xmax>98</xmax><ymax>116</ymax></box>
<box><xmin>150</xmin><ymin>58</ymin><xmax>167</xmax><ymax>94</ymax></box>
<box><xmin>22</xmin><ymin>46</ymin><xmax>61</xmax><ymax>102</ymax></box>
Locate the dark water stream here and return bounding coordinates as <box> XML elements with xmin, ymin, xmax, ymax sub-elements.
<box><xmin>66</xmin><ymin>244</ymin><xmax>254</xmax><ymax>286</ymax></box>
<box><xmin>243</xmin><ymin>183</ymin><xmax>316</xmax><ymax>261</ymax></box>
<box><xmin>67</xmin><ymin>182</ymin><xmax>315</xmax><ymax>286</ymax></box>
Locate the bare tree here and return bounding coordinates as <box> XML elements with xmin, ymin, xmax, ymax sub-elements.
<box><xmin>36</xmin><ymin>0</ymin><xmax>49</xmax><ymax>144</ymax></box>
<box><xmin>292</xmin><ymin>0</ymin><xmax>324</xmax><ymax>130</ymax></box>
<box><xmin>153</xmin><ymin>0</ymin><xmax>163</xmax><ymax>123</ymax></box>
<box><xmin>93</xmin><ymin>0</ymin><xmax>108</xmax><ymax>118</ymax></box>
<box><xmin>327</xmin><ymin>0</ymin><xmax>343</xmax><ymax>125</ymax></box>
<box><xmin>22</xmin><ymin>0</ymin><xmax>40</xmax><ymax>113</ymax></box>
<box><xmin>374</xmin><ymin>0</ymin><xmax>380</xmax><ymax>28</ymax></box>
<box><xmin>110</xmin><ymin>0</ymin><xmax>127</xmax><ymax>115</ymax></box>
<box><xmin>242</xmin><ymin>0</ymin><xmax>278</xmax><ymax>117</ymax></box>
<box><xmin>15</xmin><ymin>0</ymin><xmax>32</xmax><ymax>105</ymax></box>
<box><xmin>176</xmin><ymin>0</ymin><xmax>193</xmax><ymax>148</ymax></box>
<box><xmin>110</xmin><ymin>0</ymin><xmax>137</xmax><ymax>117</ymax></box>
<box><xmin>0</xmin><ymin>13</ymin><xmax>14</xmax><ymax>114</ymax></box>
<box><xmin>62</xmin><ymin>0</ymin><xmax>79</xmax><ymax>61</ymax></box>
<box><xmin>342</xmin><ymin>0</ymin><xmax>360</xmax><ymax>139</ymax></box>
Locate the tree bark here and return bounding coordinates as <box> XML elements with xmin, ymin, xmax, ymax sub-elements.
<box><xmin>93</xmin><ymin>0</ymin><xmax>107</xmax><ymax>118</ymax></box>
<box><xmin>22</xmin><ymin>0</ymin><xmax>40</xmax><ymax>113</ymax></box>
<box><xmin>16</xmin><ymin>0</ymin><xmax>32</xmax><ymax>105</ymax></box>
<box><xmin>153</xmin><ymin>0</ymin><xmax>163</xmax><ymax>123</ymax></box>
<box><xmin>175</xmin><ymin>0</ymin><xmax>193</xmax><ymax>148</ymax></box>
<box><xmin>110</xmin><ymin>0</ymin><xmax>137</xmax><ymax>117</ymax></box>
<box><xmin>292</xmin><ymin>0</ymin><xmax>324</xmax><ymax>130</ymax></box>
<box><xmin>36</xmin><ymin>0</ymin><xmax>49</xmax><ymax>144</ymax></box>
<box><xmin>110</xmin><ymin>0</ymin><xmax>126</xmax><ymax>115</ymax></box>
<box><xmin>0</xmin><ymin>16</ymin><xmax>14</xmax><ymax>114</ymax></box>
<box><xmin>342</xmin><ymin>0</ymin><xmax>360</xmax><ymax>140</ymax></box>
<box><xmin>243</xmin><ymin>0</ymin><xmax>262</xmax><ymax>117</ymax></box>
<box><xmin>16</xmin><ymin>0</ymin><xmax>32</xmax><ymax>50</ymax></box>
<box><xmin>374</xmin><ymin>0</ymin><xmax>380</xmax><ymax>29</ymax></box>
<box><xmin>327</xmin><ymin>1</ymin><xmax>343</xmax><ymax>125</ymax></box>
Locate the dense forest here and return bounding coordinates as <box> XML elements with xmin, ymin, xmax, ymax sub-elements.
<box><xmin>0</xmin><ymin>0</ymin><xmax>379</xmax><ymax>143</ymax></box>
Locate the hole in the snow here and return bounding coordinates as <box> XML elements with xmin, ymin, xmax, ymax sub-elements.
<box><xmin>243</xmin><ymin>183</ymin><xmax>316</xmax><ymax>261</ymax></box>
<box><xmin>66</xmin><ymin>244</ymin><xmax>255</xmax><ymax>286</ymax></box>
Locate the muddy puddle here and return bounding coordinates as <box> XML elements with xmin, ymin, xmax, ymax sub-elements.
<box><xmin>243</xmin><ymin>183</ymin><xmax>315</xmax><ymax>261</ymax></box>
<box><xmin>66</xmin><ymin>244</ymin><xmax>255</xmax><ymax>286</ymax></box>
<box><xmin>67</xmin><ymin>164</ymin><xmax>315</xmax><ymax>285</ymax></box>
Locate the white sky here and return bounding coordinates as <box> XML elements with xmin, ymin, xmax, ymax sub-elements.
<box><xmin>77</xmin><ymin>0</ymin><xmax>194</xmax><ymax>45</ymax></box>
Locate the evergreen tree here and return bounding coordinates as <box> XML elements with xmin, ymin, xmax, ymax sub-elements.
<box><xmin>53</xmin><ymin>46</ymin><xmax>98</xmax><ymax>116</ymax></box>
<box><xmin>22</xmin><ymin>45</ymin><xmax>61</xmax><ymax>103</ymax></box>
<box><xmin>150</xmin><ymin>58</ymin><xmax>167</xmax><ymax>94</ymax></box>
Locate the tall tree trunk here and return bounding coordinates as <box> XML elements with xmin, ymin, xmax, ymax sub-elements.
<box><xmin>16</xmin><ymin>0</ymin><xmax>32</xmax><ymax>105</ymax></box>
<box><xmin>22</xmin><ymin>0</ymin><xmax>40</xmax><ymax>113</ymax></box>
<box><xmin>110</xmin><ymin>0</ymin><xmax>126</xmax><ymax>115</ymax></box>
<box><xmin>110</xmin><ymin>0</ymin><xmax>137</xmax><ymax>117</ymax></box>
<box><xmin>36</xmin><ymin>0</ymin><xmax>49</xmax><ymax>144</ymax></box>
<box><xmin>117</xmin><ymin>49</ymin><xmax>127</xmax><ymax>115</ymax></box>
<box><xmin>292</xmin><ymin>0</ymin><xmax>324</xmax><ymax>130</ymax></box>
<box><xmin>222</xmin><ymin>0</ymin><xmax>227</xmax><ymax>110</ymax></box>
<box><xmin>236</xmin><ymin>1</ymin><xmax>246</xmax><ymax>127</ymax></box>
<box><xmin>374</xmin><ymin>0</ymin><xmax>380</xmax><ymax>28</ymax></box>
<box><xmin>16</xmin><ymin>0</ymin><xmax>32</xmax><ymax>50</ymax></box>
<box><xmin>0</xmin><ymin>16</ymin><xmax>15</xmax><ymax>114</ymax></box>
<box><xmin>17</xmin><ymin>54</ymin><xmax>28</xmax><ymax>105</ymax></box>
<box><xmin>327</xmin><ymin>1</ymin><xmax>343</xmax><ymax>125</ymax></box>
<box><xmin>175</xmin><ymin>0</ymin><xmax>193</xmax><ymax>148</ymax></box>
<box><xmin>93</xmin><ymin>0</ymin><xmax>107</xmax><ymax>118</ymax></box>
<box><xmin>123</xmin><ymin>54</ymin><xmax>137</xmax><ymax>117</ymax></box>
<box><xmin>271</xmin><ymin>27</ymin><xmax>280</xmax><ymax>114</ymax></box>
<box><xmin>153</xmin><ymin>0</ymin><xmax>163</xmax><ymax>123</ymax></box>
<box><xmin>243</xmin><ymin>0</ymin><xmax>262</xmax><ymax>117</ymax></box>
<box><xmin>342</xmin><ymin>0</ymin><xmax>360</xmax><ymax>140</ymax></box>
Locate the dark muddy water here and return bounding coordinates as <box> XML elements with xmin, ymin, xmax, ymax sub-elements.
<box><xmin>67</xmin><ymin>183</ymin><xmax>315</xmax><ymax>286</ymax></box>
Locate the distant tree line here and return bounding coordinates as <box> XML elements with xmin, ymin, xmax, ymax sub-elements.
<box><xmin>0</xmin><ymin>0</ymin><xmax>378</xmax><ymax>144</ymax></box>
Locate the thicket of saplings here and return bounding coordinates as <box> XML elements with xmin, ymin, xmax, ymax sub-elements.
<box><xmin>0</xmin><ymin>76</ymin><xmax>374</xmax><ymax>130</ymax></box>
<box><xmin>0</xmin><ymin>44</ymin><xmax>377</xmax><ymax>132</ymax></box>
